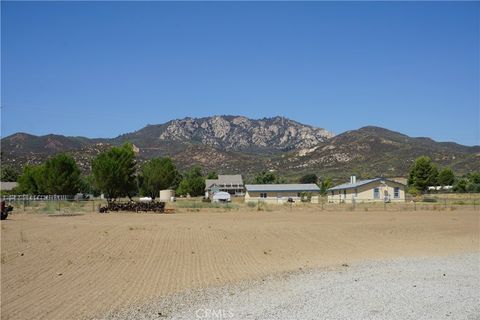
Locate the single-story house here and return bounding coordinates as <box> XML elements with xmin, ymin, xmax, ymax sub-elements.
<box><xmin>327</xmin><ymin>176</ymin><xmax>406</xmax><ymax>203</ymax></box>
<box><xmin>205</xmin><ymin>175</ymin><xmax>244</xmax><ymax>198</ymax></box>
<box><xmin>245</xmin><ymin>184</ymin><xmax>320</xmax><ymax>204</ymax></box>
<box><xmin>0</xmin><ymin>182</ymin><xmax>18</xmax><ymax>192</ymax></box>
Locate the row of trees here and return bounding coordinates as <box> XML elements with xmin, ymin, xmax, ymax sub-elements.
<box><xmin>408</xmin><ymin>156</ymin><xmax>480</xmax><ymax>193</ymax></box>
<box><xmin>15</xmin><ymin>144</ymin><xmax>208</xmax><ymax>200</ymax></box>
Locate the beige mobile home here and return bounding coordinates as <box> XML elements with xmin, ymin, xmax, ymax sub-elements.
<box><xmin>327</xmin><ymin>176</ymin><xmax>405</xmax><ymax>203</ymax></box>
<box><xmin>245</xmin><ymin>184</ymin><xmax>320</xmax><ymax>204</ymax></box>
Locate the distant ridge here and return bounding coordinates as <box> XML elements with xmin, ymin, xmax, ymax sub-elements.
<box><xmin>2</xmin><ymin>115</ymin><xmax>479</xmax><ymax>178</ymax></box>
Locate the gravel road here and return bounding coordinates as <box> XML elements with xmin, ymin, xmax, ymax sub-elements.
<box><xmin>101</xmin><ymin>253</ymin><xmax>480</xmax><ymax>320</ymax></box>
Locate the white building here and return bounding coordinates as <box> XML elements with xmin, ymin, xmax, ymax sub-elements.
<box><xmin>245</xmin><ymin>184</ymin><xmax>320</xmax><ymax>204</ymax></box>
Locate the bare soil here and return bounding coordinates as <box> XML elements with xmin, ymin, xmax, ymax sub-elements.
<box><xmin>1</xmin><ymin>209</ymin><xmax>479</xmax><ymax>320</ymax></box>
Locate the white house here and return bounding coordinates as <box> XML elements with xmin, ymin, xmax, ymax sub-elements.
<box><xmin>328</xmin><ymin>176</ymin><xmax>406</xmax><ymax>203</ymax></box>
<box><xmin>245</xmin><ymin>184</ymin><xmax>320</xmax><ymax>204</ymax></box>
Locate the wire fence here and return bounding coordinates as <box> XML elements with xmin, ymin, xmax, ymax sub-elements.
<box><xmin>1</xmin><ymin>194</ymin><xmax>479</xmax><ymax>214</ymax></box>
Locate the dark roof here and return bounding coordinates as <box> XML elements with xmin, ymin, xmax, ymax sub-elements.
<box><xmin>205</xmin><ymin>175</ymin><xmax>243</xmax><ymax>190</ymax></box>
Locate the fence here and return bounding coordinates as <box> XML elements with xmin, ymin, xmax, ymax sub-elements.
<box><xmin>1</xmin><ymin>194</ymin><xmax>479</xmax><ymax>214</ymax></box>
<box><xmin>1</xmin><ymin>195</ymin><xmax>107</xmax><ymax>214</ymax></box>
<box><xmin>244</xmin><ymin>194</ymin><xmax>480</xmax><ymax>212</ymax></box>
<box><xmin>1</xmin><ymin>194</ymin><xmax>71</xmax><ymax>201</ymax></box>
<box><xmin>314</xmin><ymin>198</ymin><xmax>479</xmax><ymax>212</ymax></box>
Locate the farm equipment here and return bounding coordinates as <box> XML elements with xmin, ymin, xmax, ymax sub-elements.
<box><xmin>1</xmin><ymin>200</ymin><xmax>13</xmax><ymax>220</ymax></box>
<box><xmin>99</xmin><ymin>201</ymin><xmax>166</xmax><ymax>213</ymax></box>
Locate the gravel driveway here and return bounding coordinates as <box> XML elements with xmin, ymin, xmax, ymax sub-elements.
<box><xmin>102</xmin><ymin>253</ymin><xmax>480</xmax><ymax>320</ymax></box>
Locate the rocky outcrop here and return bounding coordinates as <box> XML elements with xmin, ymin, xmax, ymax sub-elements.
<box><xmin>150</xmin><ymin>115</ymin><xmax>333</xmax><ymax>152</ymax></box>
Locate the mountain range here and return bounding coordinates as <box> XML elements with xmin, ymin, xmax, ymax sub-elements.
<box><xmin>2</xmin><ymin>115</ymin><xmax>479</xmax><ymax>180</ymax></box>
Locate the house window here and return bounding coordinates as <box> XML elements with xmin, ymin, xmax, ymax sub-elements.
<box><xmin>354</xmin><ymin>188</ymin><xmax>358</xmax><ymax>197</ymax></box>
<box><xmin>260</xmin><ymin>192</ymin><xmax>267</xmax><ymax>198</ymax></box>
<box><xmin>394</xmin><ymin>187</ymin><xmax>400</xmax><ymax>198</ymax></box>
<box><xmin>373</xmin><ymin>188</ymin><xmax>380</xmax><ymax>199</ymax></box>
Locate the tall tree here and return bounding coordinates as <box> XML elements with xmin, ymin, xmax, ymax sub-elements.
<box><xmin>299</xmin><ymin>173</ymin><xmax>318</xmax><ymax>184</ymax></box>
<box><xmin>320</xmin><ymin>177</ymin><xmax>333</xmax><ymax>195</ymax></box>
<box><xmin>437</xmin><ymin>168</ymin><xmax>455</xmax><ymax>187</ymax></box>
<box><xmin>466</xmin><ymin>172</ymin><xmax>480</xmax><ymax>192</ymax></box>
<box><xmin>139</xmin><ymin>158</ymin><xmax>179</xmax><ymax>199</ymax></box>
<box><xmin>17</xmin><ymin>165</ymin><xmax>46</xmax><ymax>195</ymax></box>
<box><xmin>92</xmin><ymin>143</ymin><xmax>137</xmax><ymax>201</ymax></box>
<box><xmin>176</xmin><ymin>166</ymin><xmax>205</xmax><ymax>197</ymax></box>
<box><xmin>43</xmin><ymin>154</ymin><xmax>81</xmax><ymax>195</ymax></box>
<box><xmin>408</xmin><ymin>156</ymin><xmax>439</xmax><ymax>192</ymax></box>
<box><xmin>253</xmin><ymin>171</ymin><xmax>278</xmax><ymax>184</ymax></box>
<box><xmin>206</xmin><ymin>171</ymin><xmax>218</xmax><ymax>179</ymax></box>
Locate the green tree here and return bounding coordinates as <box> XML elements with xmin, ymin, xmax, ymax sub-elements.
<box><xmin>299</xmin><ymin>173</ymin><xmax>318</xmax><ymax>184</ymax></box>
<box><xmin>176</xmin><ymin>179</ymin><xmax>191</xmax><ymax>197</ymax></box>
<box><xmin>43</xmin><ymin>154</ymin><xmax>81</xmax><ymax>195</ymax></box>
<box><xmin>468</xmin><ymin>172</ymin><xmax>480</xmax><ymax>184</ymax></box>
<box><xmin>319</xmin><ymin>177</ymin><xmax>333</xmax><ymax>195</ymax></box>
<box><xmin>176</xmin><ymin>166</ymin><xmax>206</xmax><ymax>197</ymax></box>
<box><xmin>17</xmin><ymin>165</ymin><xmax>46</xmax><ymax>195</ymax></box>
<box><xmin>437</xmin><ymin>168</ymin><xmax>455</xmax><ymax>187</ymax></box>
<box><xmin>206</xmin><ymin>171</ymin><xmax>218</xmax><ymax>179</ymax></box>
<box><xmin>78</xmin><ymin>174</ymin><xmax>101</xmax><ymax>197</ymax></box>
<box><xmin>253</xmin><ymin>171</ymin><xmax>278</xmax><ymax>184</ymax></box>
<box><xmin>139</xmin><ymin>158</ymin><xmax>179</xmax><ymax>199</ymax></box>
<box><xmin>465</xmin><ymin>172</ymin><xmax>480</xmax><ymax>193</ymax></box>
<box><xmin>92</xmin><ymin>143</ymin><xmax>137</xmax><ymax>201</ymax></box>
<box><xmin>453</xmin><ymin>178</ymin><xmax>468</xmax><ymax>193</ymax></box>
<box><xmin>1</xmin><ymin>166</ymin><xmax>20</xmax><ymax>182</ymax></box>
<box><xmin>408</xmin><ymin>156</ymin><xmax>439</xmax><ymax>192</ymax></box>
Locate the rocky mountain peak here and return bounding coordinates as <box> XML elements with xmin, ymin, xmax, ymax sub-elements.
<box><xmin>153</xmin><ymin>115</ymin><xmax>333</xmax><ymax>152</ymax></box>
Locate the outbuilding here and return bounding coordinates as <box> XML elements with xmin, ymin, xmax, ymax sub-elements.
<box><xmin>0</xmin><ymin>182</ymin><xmax>18</xmax><ymax>192</ymax></box>
<box><xmin>327</xmin><ymin>176</ymin><xmax>406</xmax><ymax>203</ymax></box>
<box><xmin>245</xmin><ymin>184</ymin><xmax>320</xmax><ymax>204</ymax></box>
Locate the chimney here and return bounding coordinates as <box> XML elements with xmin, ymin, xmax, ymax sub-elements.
<box><xmin>350</xmin><ymin>175</ymin><xmax>356</xmax><ymax>184</ymax></box>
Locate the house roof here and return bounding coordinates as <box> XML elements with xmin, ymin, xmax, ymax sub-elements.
<box><xmin>0</xmin><ymin>182</ymin><xmax>18</xmax><ymax>191</ymax></box>
<box><xmin>205</xmin><ymin>175</ymin><xmax>243</xmax><ymax>190</ymax></box>
<box><xmin>245</xmin><ymin>184</ymin><xmax>320</xmax><ymax>192</ymax></box>
<box><xmin>327</xmin><ymin>178</ymin><xmax>405</xmax><ymax>191</ymax></box>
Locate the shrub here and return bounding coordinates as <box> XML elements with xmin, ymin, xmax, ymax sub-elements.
<box><xmin>247</xmin><ymin>201</ymin><xmax>257</xmax><ymax>208</ymax></box>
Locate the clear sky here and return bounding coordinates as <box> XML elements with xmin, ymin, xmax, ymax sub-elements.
<box><xmin>1</xmin><ymin>1</ymin><xmax>479</xmax><ymax>145</ymax></box>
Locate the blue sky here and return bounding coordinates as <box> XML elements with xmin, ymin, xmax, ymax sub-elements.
<box><xmin>1</xmin><ymin>1</ymin><xmax>479</xmax><ymax>145</ymax></box>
